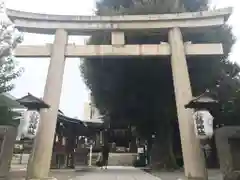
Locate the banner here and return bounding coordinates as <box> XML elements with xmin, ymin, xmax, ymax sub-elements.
<box><xmin>24</xmin><ymin>110</ymin><xmax>40</xmax><ymax>139</ymax></box>
<box><xmin>193</xmin><ymin>110</ymin><xmax>214</xmax><ymax>139</ymax></box>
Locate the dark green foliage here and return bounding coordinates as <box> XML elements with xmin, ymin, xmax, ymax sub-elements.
<box><xmin>0</xmin><ymin>56</ymin><xmax>23</xmax><ymax>126</ymax></box>
<box><xmin>0</xmin><ymin>57</ymin><xmax>23</xmax><ymax>93</ymax></box>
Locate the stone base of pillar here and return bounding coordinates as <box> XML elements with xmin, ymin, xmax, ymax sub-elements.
<box><xmin>28</xmin><ymin>177</ymin><xmax>57</xmax><ymax>180</ymax></box>
<box><xmin>187</xmin><ymin>177</ymin><xmax>207</xmax><ymax>180</ymax></box>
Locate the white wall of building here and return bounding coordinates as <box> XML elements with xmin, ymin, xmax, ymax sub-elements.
<box><xmin>83</xmin><ymin>102</ymin><xmax>103</xmax><ymax>123</ymax></box>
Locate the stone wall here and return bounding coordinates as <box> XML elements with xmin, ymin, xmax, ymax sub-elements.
<box><xmin>215</xmin><ymin>126</ymin><xmax>240</xmax><ymax>180</ymax></box>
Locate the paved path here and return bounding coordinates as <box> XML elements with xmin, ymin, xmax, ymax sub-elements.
<box><xmin>152</xmin><ymin>170</ymin><xmax>223</xmax><ymax>180</ymax></box>
<box><xmin>11</xmin><ymin>166</ymin><xmax>161</xmax><ymax>180</ymax></box>
<box><xmin>54</xmin><ymin>167</ymin><xmax>161</xmax><ymax>180</ymax></box>
<box><xmin>10</xmin><ymin>166</ymin><xmax>222</xmax><ymax>180</ymax></box>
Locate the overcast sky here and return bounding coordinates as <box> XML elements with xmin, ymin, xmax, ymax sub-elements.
<box><xmin>5</xmin><ymin>0</ymin><xmax>240</xmax><ymax>119</ymax></box>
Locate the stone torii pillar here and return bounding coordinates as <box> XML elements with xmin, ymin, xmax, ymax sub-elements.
<box><xmin>26</xmin><ymin>29</ymin><xmax>68</xmax><ymax>180</ymax></box>
<box><xmin>169</xmin><ymin>27</ymin><xmax>207</xmax><ymax>179</ymax></box>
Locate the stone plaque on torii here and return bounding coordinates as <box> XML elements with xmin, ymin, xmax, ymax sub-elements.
<box><xmin>1</xmin><ymin>4</ymin><xmax>233</xmax><ymax>180</ymax></box>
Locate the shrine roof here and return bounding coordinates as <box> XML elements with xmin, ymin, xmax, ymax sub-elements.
<box><xmin>57</xmin><ymin>113</ymin><xmax>85</xmax><ymax>126</ymax></box>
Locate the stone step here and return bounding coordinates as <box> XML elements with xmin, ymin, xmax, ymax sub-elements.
<box><xmin>90</xmin><ymin>153</ymin><xmax>137</xmax><ymax>166</ymax></box>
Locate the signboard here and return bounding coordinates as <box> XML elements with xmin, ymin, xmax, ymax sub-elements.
<box><xmin>193</xmin><ymin>110</ymin><xmax>214</xmax><ymax>139</ymax></box>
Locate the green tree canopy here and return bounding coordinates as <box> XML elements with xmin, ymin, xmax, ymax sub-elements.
<box><xmin>0</xmin><ymin>6</ymin><xmax>24</xmax><ymax>126</ymax></box>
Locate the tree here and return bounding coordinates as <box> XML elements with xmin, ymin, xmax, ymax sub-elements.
<box><xmin>208</xmin><ymin>62</ymin><xmax>240</xmax><ymax>126</ymax></box>
<box><xmin>81</xmin><ymin>0</ymin><xmax>236</xmax><ymax>168</ymax></box>
<box><xmin>0</xmin><ymin>2</ymin><xmax>23</xmax><ymax>126</ymax></box>
<box><xmin>0</xmin><ymin>6</ymin><xmax>23</xmax><ymax>92</ymax></box>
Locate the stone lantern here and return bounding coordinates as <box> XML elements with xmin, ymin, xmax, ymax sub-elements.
<box><xmin>0</xmin><ymin>93</ymin><xmax>49</xmax><ymax>180</ymax></box>
<box><xmin>185</xmin><ymin>91</ymin><xmax>219</xmax><ymax>140</ymax></box>
<box><xmin>16</xmin><ymin>93</ymin><xmax>50</xmax><ymax>139</ymax></box>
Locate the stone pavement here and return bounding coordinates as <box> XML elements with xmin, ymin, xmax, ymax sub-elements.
<box><xmin>150</xmin><ymin>169</ymin><xmax>223</xmax><ymax>180</ymax></box>
<box><xmin>11</xmin><ymin>166</ymin><xmax>161</xmax><ymax>180</ymax></box>
<box><xmin>59</xmin><ymin>167</ymin><xmax>161</xmax><ymax>180</ymax></box>
<box><xmin>10</xmin><ymin>166</ymin><xmax>223</xmax><ymax>180</ymax></box>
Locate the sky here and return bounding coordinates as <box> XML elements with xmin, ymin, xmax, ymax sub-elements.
<box><xmin>4</xmin><ymin>0</ymin><xmax>240</xmax><ymax>119</ymax></box>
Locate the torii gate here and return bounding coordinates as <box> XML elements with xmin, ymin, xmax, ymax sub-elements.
<box><xmin>7</xmin><ymin>7</ymin><xmax>231</xmax><ymax>180</ymax></box>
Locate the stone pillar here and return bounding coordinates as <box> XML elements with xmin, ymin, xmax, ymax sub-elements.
<box><xmin>26</xmin><ymin>29</ymin><xmax>68</xmax><ymax>180</ymax></box>
<box><xmin>111</xmin><ymin>31</ymin><xmax>125</xmax><ymax>46</ymax></box>
<box><xmin>168</xmin><ymin>27</ymin><xmax>207</xmax><ymax>180</ymax></box>
<box><xmin>100</xmin><ymin>131</ymin><xmax>103</xmax><ymax>145</ymax></box>
<box><xmin>95</xmin><ymin>132</ymin><xmax>101</xmax><ymax>147</ymax></box>
<box><xmin>0</xmin><ymin>126</ymin><xmax>18</xmax><ymax>180</ymax></box>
